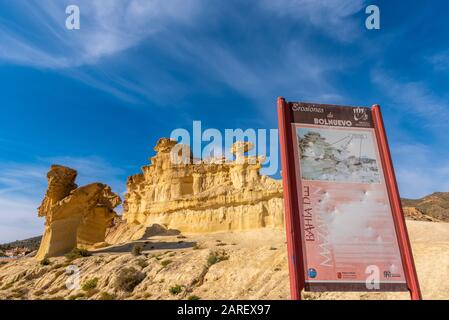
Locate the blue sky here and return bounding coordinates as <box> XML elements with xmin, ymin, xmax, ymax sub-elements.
<box><xmin>0</xmin><ymin>0</ymin><xmax>448</xmax><ymax>243</ymax></box>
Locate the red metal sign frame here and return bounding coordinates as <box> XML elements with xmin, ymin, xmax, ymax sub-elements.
<box><xmin>277</xmin><ymin>97</ymin><xmax>422</xmax><ymax>300</ymax></box>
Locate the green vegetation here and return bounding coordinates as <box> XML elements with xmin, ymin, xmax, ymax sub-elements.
<box><xmin>131</xmin><ymin>245</ymin><xmax>143</xmax><ymax>256</ymax></box>
<box><xmin>0</xmin><ymin>236</ymin><xmax>42</xmax><ymax>252</ymax></box>
<box><xmin>98</xmin><ymin>292</ymin><xmax>116</xmax><ymax>300</ymax></box>
<box><xmin>161</xmin><ymin>259</ymin><xmax>172</xmax><ymax>268</ymax></box>
<box><xmin>82</xmin><ymin>277</ymin><xmax>99</xmax><ymax>291</ymax></box>
<box><xmin>207</xmin><ymin>250</ymin><xmax>229</xmax><ymax>266</ymax></box>
<box><xmin>115</xmin><ymin>267</ymin><xmax>146</xmax><ymax>292</ymax></box>
<box><xmin>188</xmin><ymin>295</ymin><xmax>200</xmax><ymax>300</ymax></box>
<box><xmin>169</xmin><ymin>285</ymin><xmax>183</xmax><ymax>295</ymax></box>
<box><xmin>65</xmin><ymin>248</ymin><xmax>92</xmax><ymax>261</ymax></box>
<box><xmin>207</xmin><ymin>254</ymin><xmax>218</xmax><ymax>266</ymax></box>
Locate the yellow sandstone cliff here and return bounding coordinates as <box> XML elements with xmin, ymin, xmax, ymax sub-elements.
<box><xmin>122</xmin><ymin>138</ymin><xmax>284</xmax><ymax>235</ymax></box>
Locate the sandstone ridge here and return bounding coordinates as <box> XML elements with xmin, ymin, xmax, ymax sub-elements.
<box><xmin>402</xmin><ymin>192</ymin><xmax>449</xmax><ymax>222</ymax></box>
<box><xmin>122</xmin><ymin>138</ymin><xmax>284</xmax><ymax>235</ymax></box>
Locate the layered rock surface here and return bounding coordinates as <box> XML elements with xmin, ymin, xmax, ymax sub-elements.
<box><xmin>35</xmin><ymin>165</ymin><xmax>121</xmax><ymax>260</ymax></box>
<box><xmin>122</xmin><ymin>138</ymin><xmax>284</xmax><ymax>235</ymax></box>
<box><xmin>1</xmin><ymin>220</ymin><xmax>448</xmax><ymax>300</ymax></box>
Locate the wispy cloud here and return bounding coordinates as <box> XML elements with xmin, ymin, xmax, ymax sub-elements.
<box><xmin>153</xmin><ymin>34</ymin><xmax>348</xmax><ymax>112</ymax></box>
<box><xmin>0</xmin><ymin>1</ymin><xmax>366</xmax><ymax>107</ymax></box>
<box><xmin>427</xmin><ymin>49</ymin><xmax>449</xmax><ymax>72</ymax></box>
<box><xmin>259</xmin><ymin>0</ymin><xmax>367</xmax><ymax>42</ymax></box>
<box><xmin>371</xmin><ymin>68</ymin><xmax>449</xmax><ymax>129</ymax></box>
<box><xmin>0</xmin><ymin>0</ymin><xmax>202</xmax><ymax>68</ymax></box>
<box><xmin>371</xmin><ymin>68</ymin><xmax>449</xmax><ymax>197</ymax></box>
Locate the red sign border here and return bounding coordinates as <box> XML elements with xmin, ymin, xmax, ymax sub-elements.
<box><xmin>277</xmin><ymin>97</ymin><xmax>422</xmax><ymax>300</ymax></box>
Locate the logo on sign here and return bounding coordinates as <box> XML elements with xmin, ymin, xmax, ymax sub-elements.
<box><xmin>353</xmin><ymin>107</ymin><xmax>369</xmax><ymax>121</ymax></box>
<box><xmin>308</xmin><ymin>268</ymin><xmax>317</xmax><ymax>278</ymax></box>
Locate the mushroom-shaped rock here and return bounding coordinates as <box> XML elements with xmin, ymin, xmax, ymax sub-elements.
<box><xmin>230</xmin><ymin>141</ymin><xmax>254</xmax><ymax>155</ymax></box>
<box><xmin>35</xmin><ymin>165</ymin><xmax>121</xmax><ymax>260</ymax></box>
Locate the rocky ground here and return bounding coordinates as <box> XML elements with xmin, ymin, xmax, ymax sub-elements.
<box><xmin>0</xmin><ymin>220</ymin><xmax>448</xmax><ymax>300</ymax></box>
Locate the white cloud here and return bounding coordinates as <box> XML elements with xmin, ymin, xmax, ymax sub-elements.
<box><xmin>0</xmin><ymin>0</ymin><xmax>366</xmax><ymax>107</ymax></box>
<box><xmin>0</xmin><ymin>0</ymin><xmax>202</xmax><ymax>68</ymax></box>
<box><xmin>259</xmin><ymin>0</ymin><xmax>367</xmax><ymax>42</ymax></box>
<box><xmin>371</xmin><ymin>69</ymin><xmax>449</xmax><ymax>128</ymax></box>
<box><xmin>145</xmin><ymin>32</ymin><xmax>350</xmax><ymax>117</ymax></box>
<box><xmin>427</xmin><ymin>50</ymin><xmax>449</xmax><ymax>72</ymax></box>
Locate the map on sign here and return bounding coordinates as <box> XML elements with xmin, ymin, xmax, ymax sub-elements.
<box><xmin>297</xmin><ymin>127</ymin><xmax>380</xmax><ymax>184</ymax></box>
<box><xmin>289</xmin><ymin>103</ymin><xmax>408</xmax><ymax>292</ymax></box>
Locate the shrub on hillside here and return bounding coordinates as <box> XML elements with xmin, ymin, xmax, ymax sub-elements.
<box><xmin>98</xmin><ymin>292</ymin><xmax>116</xmax><ymax>300</ymax></box>
<box><xmin>82</xmin><ymin>278</ymin><xmax>99</xmax><ymax>291</ymax></box>
<box><xmin>131</xmin><ymin>245</ymin><xmax>143</xmax><ymax>256</ymax></box>
<box><xmin>40</xmin><ymin>258</ymin><xmax>51</xmax><ymax>266</ymax></box>
<box><xmin>65</xmin><ymin>248</ymin><xmax>92</xmax><ymax>261</ymax></box>
<box><xmin>115</xmin><ymin>267</ymin><xmax>146</xmax><ymax>292</ymax></box>
<box><xmin>207</xmin><ymin>250</ymin><xmax>229</xmax><ymax>266</ymax></box>
<box><xmin>169</xmin><ymin>285</ymin><xmax>183</xmax><ymax>295</ymax></box>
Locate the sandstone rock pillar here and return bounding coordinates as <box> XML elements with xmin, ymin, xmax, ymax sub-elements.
<box><xmin>35</xmin><ymin>166</ymin><xmax>121</xmax><ymax>260</ymax></box>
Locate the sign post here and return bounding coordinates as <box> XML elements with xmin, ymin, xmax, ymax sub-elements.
<box><xmin>277</xmin><ymin>97</ymin><xmax>422</xmax><ymax>300</ymax></box>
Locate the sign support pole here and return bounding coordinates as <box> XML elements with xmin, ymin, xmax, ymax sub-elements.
<box><xmin>371</xmin><ymin>104</ymin><xmax>422</xmax><ymax>300</ymax></box>
<box><xmin>277</xmin><ymin>97</ymin><xmax>305</xmax><ymax>300</ymax></box>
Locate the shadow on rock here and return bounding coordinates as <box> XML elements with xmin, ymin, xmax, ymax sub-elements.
<box><xmin>93</xmin><ymin>240</ymin><xmax>195</xmax><ymax>254</ymax></box>
<box><xmin>139</xmin><ymin>224</ymin><xmax>181</xmax><ymax>240</ymax></box>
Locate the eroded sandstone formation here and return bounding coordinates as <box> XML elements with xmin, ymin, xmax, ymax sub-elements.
<box><xmin>122</xmin><ymin>138</ymin><xmax>284</xmax><ymax>234</ymax></box>
<box><xmin>35</xmin><ymin>165</ymin><xmax>121</xmax><ymax>260</ymax></box>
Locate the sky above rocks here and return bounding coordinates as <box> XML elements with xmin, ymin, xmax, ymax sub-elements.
<box><xmin>0</xmin><ymin>0</ymin><xmax>448</xmax><ymax>242</ymax></box>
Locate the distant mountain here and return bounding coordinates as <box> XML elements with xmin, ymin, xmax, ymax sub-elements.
<box><xmin>402</xmin><ymin>192</ymin><xmax>449</xmax><ymax>222</ymax></box>
<box><xmin>0</xmin><ymin>236</ymin><xmax>42</xmax><ymax>251</ymax></box>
